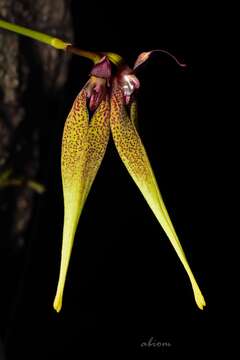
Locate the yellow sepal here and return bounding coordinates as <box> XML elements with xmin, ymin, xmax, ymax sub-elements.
<box><xmin>110</xmin><ymin>84</ymin><xmax>206</xmax><ymax>310</ymax></box>
<box><xmin>54</xmin><ymin>90</ymin><xmax>110</xmax><ymax>312</ymax></box>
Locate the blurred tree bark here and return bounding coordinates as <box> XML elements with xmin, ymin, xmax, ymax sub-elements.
<box><xmin>0</xmin><ymin>0</ymin><xmax>73</xmax><ymax>248</ymax></box>
<box><xmin>0</xmin><ymin>0</ymin><xmax>73</xmax><ymax>348</ymax></box>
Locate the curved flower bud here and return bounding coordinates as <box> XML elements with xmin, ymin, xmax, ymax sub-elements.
<box><xmin>133</xmin><ymin>49</ymin><xmax>187</xmax><ymax>71</ymax></box>
<box><xmin>53</xmin><ymin>88</ymin><xmax>110</xmax><ymax>312</ymax></box>
<box><xmin>110</xmin><ymin>80</ymin><xmax>206</xmax><ymax>310</ymax></box>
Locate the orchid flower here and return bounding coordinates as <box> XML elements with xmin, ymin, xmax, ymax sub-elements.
<box><xmin>53</xmin><ymin>51</ymin><xmax>206</xmax><ymax>313</ymax></box>
<box><xmin>0</xmin><ymin>19</ymin><xmax>206</xmax><ymax>313</ymax></box>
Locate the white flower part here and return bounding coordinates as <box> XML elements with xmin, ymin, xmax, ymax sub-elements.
<box><xmin>121</xmin><ymin>74</ymin><xmax>140</xmax><ymax>97</ymax></box>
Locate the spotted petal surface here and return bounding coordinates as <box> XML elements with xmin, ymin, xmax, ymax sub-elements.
<box><xmin>54</xmin><ymin>89</ymin><xmax>110</xmax><ymax>312</ymax></box>
<box><xmin>110</xmin><ymin>83</ymin><xmax>206</xmax><ymax>310</ymax></box>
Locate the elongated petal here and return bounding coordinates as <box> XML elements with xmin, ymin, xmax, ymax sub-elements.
<box><xmin>130</xmin><ymin>99</ymin><xmax>139</xmax><ymax>130</ymax></box>
<box><xmin>110</xmin><ymin>84</ymin><xmax>206</xmax><ymax>310</ymax></box>
<box><xmin>53</xmin><ymin>90</ymin><xmax>110</xmax><ymax>312</ymax></box>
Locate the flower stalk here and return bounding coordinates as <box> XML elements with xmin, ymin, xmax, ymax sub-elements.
<box><xmin>0</xmin><ymin>19</ymin><xmax>70</xmax><ymax>50</ymax></box>
<box><xmin>0</xmin><ymin>19</ymin><xmax>102</xmax><ymax>63</ymax></box>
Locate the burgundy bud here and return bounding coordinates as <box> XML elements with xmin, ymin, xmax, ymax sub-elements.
<box><xmin>90</xmin><ymin>56</ymin><xmax>112</xmax><ymax>79</ymax></box>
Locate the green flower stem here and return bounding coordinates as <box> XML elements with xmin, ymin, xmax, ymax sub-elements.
<box><xmin>0</xmin><ymin>19</ymin><xmax>70</xmax><ymax>49</ymax></box>
<box><xmin>26</xmin><ymin>180</ymin><xmax>45</xmax><ymax>194</ymax></box>
<box><xmin>0</xmin><ymin>178</ymin><xmax>45</xmax><ymax>194</ymax></box>
<box><xmin>65</xmin><ymin>45</ymin><xmax>101</xmax><ymax>63</ymax></box>
<box><xmin>0</xmin><ymin>19</ymin><xmax>100</xmax><ymax>63</ymax></box>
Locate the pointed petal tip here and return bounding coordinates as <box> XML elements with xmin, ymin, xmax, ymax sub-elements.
<box><xmin>53</xmin><ymin>294</ymin><xmax>62</xmax><ymax>313</ymax></box>
<box><xmin>194</xmin><ymin>290</ymin><xmax>206</xmax><ymax>310</ymax></box>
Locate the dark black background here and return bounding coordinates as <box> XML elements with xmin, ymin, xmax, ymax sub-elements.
<box><xmin>1</xmin><ymin>1</ymin><xmax>223</xmax><ymax>359</ymax></box>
